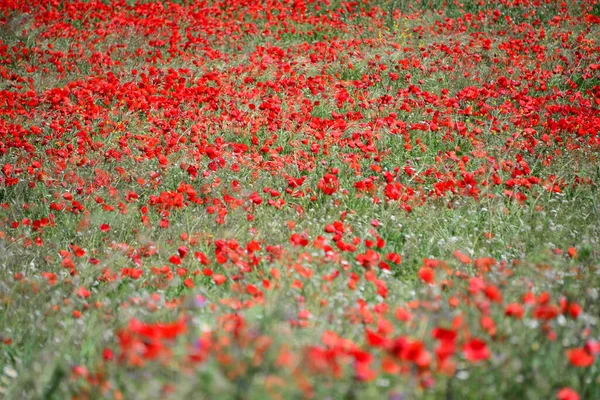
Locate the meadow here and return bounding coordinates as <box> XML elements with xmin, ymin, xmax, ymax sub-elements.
<box><xmin>1</xmin><ymin>0</ymin><xmax>599</xmax><ymax>398</ymax></box>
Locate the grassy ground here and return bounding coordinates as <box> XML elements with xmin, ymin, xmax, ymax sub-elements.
<box><xmin>1</xmin><ymin>0</ymin><xmax>599</xmax><ymax>399</ymax></box>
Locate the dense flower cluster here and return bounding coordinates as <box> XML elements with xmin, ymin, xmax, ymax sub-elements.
<box><xmin>0</xmin><ymin>0</ymin><xmax>599</xmax><ymax>398</ymax></box>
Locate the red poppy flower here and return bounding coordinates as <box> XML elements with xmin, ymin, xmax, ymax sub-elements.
<box><xmin>463</xmin><ymin>339</ymin><xmax>490</xmax><ymax>362</ymax></box>
<box><xmin>566</xmin><ymin>348</ymin><xmax>594</xmax><ymax>367</ymax></box>
<box><xmin>453</xmin><ymin>251</ymin><xmax>471</xmax><ymax>264</ymax></box>
<box><xmin>418</xmin><ymin>267</ymin><xmax>435</xmax><ymax>284</ymax></box>
<box><xmin>76</xmin><ymin>287</ymin><xmax>91</xmax><ymax>299</ymax></box>
<box><xmin>556</xmin><ymin>388</ymin><xmax>579</xmax><ymax>400</ymax></box>
<box><xmin>213</xmin><ymin>274</ymin><xmax>227</xmax><ymax>285</ymax></box>
<box><xmin>505</xmin><ymin>303</ymin><xmax>525</xmax><ymax>319</ymax></box>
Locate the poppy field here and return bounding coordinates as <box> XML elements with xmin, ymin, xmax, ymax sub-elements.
<box><xmin>1</xmin><ymin>0</ymin><xmax>599</xmax><ymax>398</ymax></box>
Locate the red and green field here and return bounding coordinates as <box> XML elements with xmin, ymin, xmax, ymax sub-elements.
<box><xmin>1</xmin><ymin>0</ymin><xmax>599</xmax><ymax>398</ymax></box>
